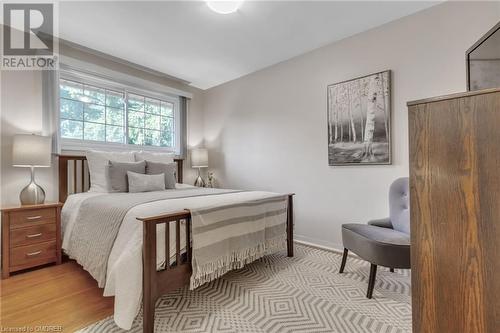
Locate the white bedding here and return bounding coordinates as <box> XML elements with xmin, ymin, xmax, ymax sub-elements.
<box><xmin>62</xmin><ymin>184</ymin><xmax>282</xmax><ymax>330</ymax></box>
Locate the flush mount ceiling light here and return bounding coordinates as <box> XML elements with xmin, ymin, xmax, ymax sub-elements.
<box><xmin>206</xmin><ymin>1</ymin><xmax>243</xmax><ymax>14</ymax></box>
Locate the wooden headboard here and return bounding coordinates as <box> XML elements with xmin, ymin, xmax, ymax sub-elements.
<box><xmin>58</xmin><ymin>155</ymin><xmax>184</xmax><ymax>203</ymax></box>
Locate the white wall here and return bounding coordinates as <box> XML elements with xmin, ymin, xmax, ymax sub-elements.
<box><xmin>0</xmin><ymin>71</ymin><xmax>58</xmax><ymax>205</ymax></box>
<box><xmin>202</xmin><ymin>1</ymin><xmax>500</xmax><ymax>250</ymax></box>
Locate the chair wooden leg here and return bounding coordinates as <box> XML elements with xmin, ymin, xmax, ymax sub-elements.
<box><xmin>389</xmin><ymin>268</ymin><xmax>394</xmax><ymax>273</ymax></box>
<box><xmin>286</xmin><ymin>195</ymin><xmax>294</xmax><ymax>257</ymax></box>
<box><xmin>366</xmin><ymin>264</ymin><xmax>377</xmax><ymax>299</ymax></box>
<box><xmin>339</xmin><ymin>248</ymin><xmax>348</xmax><ymax>273</ymax></box>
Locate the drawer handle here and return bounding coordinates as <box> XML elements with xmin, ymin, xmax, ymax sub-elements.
<box><xmin>26</xmin><ymin>233</ymin><xmax>43</xmax><ymax>238</ymax></box>
<box><xmin>26</xmin><ymin>215</ymin><xmax>42</xmax><ymax>220</ymax></box>
<box><xmin>26</xmin><ymin>250</ymin><xmax>42</xmax><ymax>257</ymax></box>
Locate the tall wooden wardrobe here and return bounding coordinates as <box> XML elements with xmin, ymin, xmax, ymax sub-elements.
<box><xmin>408</xmin><ymin>88</ymin><xmax>499</xmax><ymax>333</ymax></box>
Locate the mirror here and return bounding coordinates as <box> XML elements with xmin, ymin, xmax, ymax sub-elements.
<box><xmin>467</xmin><ymin>22</ymin><xmax>500</xmax><ymax>91</ymax></box>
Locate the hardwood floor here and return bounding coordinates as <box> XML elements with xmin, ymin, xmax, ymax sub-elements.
<box><xmin>1</xmin><ymin>260</ymin><xmax>114</xmax><ymax>332</ymax></box>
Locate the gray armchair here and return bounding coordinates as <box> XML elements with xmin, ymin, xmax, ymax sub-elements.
<box><xmin>339</xmin><ymin>177</ymin><xmax>410</xmax><ymax>299</ymax></box>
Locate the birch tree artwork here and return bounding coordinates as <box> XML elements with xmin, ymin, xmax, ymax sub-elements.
<box><xmin>327</xmin><ymin>70</ymin><xmax>391</xmax><ymax>165</ymax></box>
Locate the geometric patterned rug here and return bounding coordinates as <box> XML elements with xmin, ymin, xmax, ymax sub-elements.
<box><xmin>78</xmin><ymin>244</ymin><xmax>412</xmax><ymax>333</ymax></box>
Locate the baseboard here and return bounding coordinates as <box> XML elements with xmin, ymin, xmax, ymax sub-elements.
<box><xmin>294</xmin><ymin>234</ymin><xmax>344</xmax><ymax>254</ymax></box>
<box><xmin>293</xmin><ymin>238</ymin><xmax>361</xmax><ymax>260</ymax></box>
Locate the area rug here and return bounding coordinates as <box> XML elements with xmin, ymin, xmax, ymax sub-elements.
<box><xmin>78</xmin><ymin>244</ymin><xmax>411</xmax><ymax>333</ymax></box>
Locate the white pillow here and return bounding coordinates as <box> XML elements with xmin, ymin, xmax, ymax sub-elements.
<box><xmin>127</xmin><ymin>172</ymin><xmax>165</xmax><ymax>193</ymax></box>
<box><xmin>134</xmin><ymin>151</ymin><xmax>175</xmax><ymax>163</ymax></box>
<box><xmin>86</xmin><ymin>150</ymin><xmax>136</xmax><ymax>192</ymax></box>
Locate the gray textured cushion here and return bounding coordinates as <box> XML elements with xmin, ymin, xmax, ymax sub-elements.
<box><xmin>342</xmin><ymin>223</ymin><xmax>410</xmax><ymax>268</ymax></box>
<box><xmin>145</xmin><ymin>161</ymin><xmax>177</xmax><ymax>189</ymax></box>
<box><xmin>106</xmin><ymin>160</ymin><xmax>146</xmax><ymax>192</ymax></box>
<box><xmin>127</xmin><ymin>172</ymin><xmax>165</xmax><ymax>193</ymax></box>
<box><xmin>389</xmin><ymin>177</ymin><xmax>410</xmax><ymax>234</ymax></box>
<box><xmin>368</xmin><ymin>217</ymin><xmax>393</xmax><ymax>229</ymax></box>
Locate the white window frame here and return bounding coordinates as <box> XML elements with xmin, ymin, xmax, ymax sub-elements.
<box><xmin>59</xmin><ymin>66</ymin><xmax>182</xmax><ymax>154</ymax></box>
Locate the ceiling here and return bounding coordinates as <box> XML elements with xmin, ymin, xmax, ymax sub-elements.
<box><xmin>58</xmin><ymin>1</ymin><xmax>439</xmax><ymax>89</ymax></box>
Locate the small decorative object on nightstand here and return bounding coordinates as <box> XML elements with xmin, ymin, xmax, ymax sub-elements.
<box><xmin>191</xmin><ymin>148</ymin><xmax>208</xmax><ymax>187</ymax></box>
<box><xmin>206</xmin><ymin>172</ymin><xmax>216</xmax><ymax>188</ymax></box>
<box><xmin>12</xmin><ymin>134</ymin><xmax>52</xmax><ymax>205</ymax></box>
<box><xmin>1</xmin><ymin>202</ymin><xmax>62</xmax><ymax>279</ymax></box>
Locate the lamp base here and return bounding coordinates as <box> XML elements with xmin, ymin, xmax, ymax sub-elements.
<box><xmin>20</xmin><ymin>177</ymin><xmax>45</xmax><ymax>205</ymax></box>
<box><xmin>194</xmin><ymin>175</ymin><xmax>205</xmax><ymax>187</ymax></box>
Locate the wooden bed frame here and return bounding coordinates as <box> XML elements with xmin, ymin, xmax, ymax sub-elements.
<box><xmin>58</xmin><ymin>155</ymin><xmax>294</xmax><ymax>333</ymax></box>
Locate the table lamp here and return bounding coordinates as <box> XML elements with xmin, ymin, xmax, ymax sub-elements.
<box><xmin>191</xmin><ymin>148</ymin><xmax>208</xmax><ymax>187</ymax></box>
<box><xmin>12</xmin><ymin>134</ymin><xmax>52</xmax><ymax>205</ymax></box>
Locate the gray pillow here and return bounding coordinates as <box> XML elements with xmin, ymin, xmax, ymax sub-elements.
<box><xmin>145</xmin><ymin>161</ymin><xmax>177</xmax><ymax>189</ymax></box>
<box><xmin>105</xmin><ymin>160</ymin><xmax>146</xmax><ymax>192</ymax></box>
<box><xmin>127</xmin><ymin>171</ymin><xmax>165</xmax><ymax>193</ymax></box>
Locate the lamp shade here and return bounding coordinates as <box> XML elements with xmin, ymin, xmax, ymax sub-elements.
<box><xmin>191</xmin><ymin>148</ymin><xmax>208</xmax><ymax>168</ymax></box>
<box><xmin>12</xmin><ymin>134</ymin><xmax>52</xmax><ymax>167</ymax></box>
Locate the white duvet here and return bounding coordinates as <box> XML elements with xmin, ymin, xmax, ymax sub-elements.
<box><xmin>62</xmin><ymin>185</ymin><xmax>281</xmax><ymax>330</ymax></box>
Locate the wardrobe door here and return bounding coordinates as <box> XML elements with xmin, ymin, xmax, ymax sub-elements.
<box><xmin>408</xmin><ymin>90</ymin><xmax>500</xmax><ymax>333</ymax></box>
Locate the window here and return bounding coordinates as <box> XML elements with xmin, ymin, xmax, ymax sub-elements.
<box><xmin>59</xmin><ymin>72</ymin><xmax>180</xmax><ymax>152</ymax></box>
<box><xmin>126</xmin><ymin>93</ymin><xmax>174</xmax><ymax>147</ymax></box>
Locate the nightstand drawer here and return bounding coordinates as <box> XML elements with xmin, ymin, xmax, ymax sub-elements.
<box><xmin>10</xmin><ymin>240</ymin><xmax>57</xmax><ymax>270</ymax></box>
<box><xmin>10</xmin><ymin>208</ymin><xmax>56</xmax><ymax>229</ymax></box>
<box><xmin>10</xmin><ymin>224</ymin><xmax>57</xmax><ymax>247</ymax></box>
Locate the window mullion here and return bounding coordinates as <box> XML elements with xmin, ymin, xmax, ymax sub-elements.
<box><xmin>124</xmin><ymin>90</ymin><xmax>129</xmax><ymax>145</ymax></box>
<box><xmin>104</xmin><ymin>91</ymin><xmax>107</xmax><ymax>143</ymax></box>
<box><xmin>82</xmin><ymin>83</ymin><xmax>86</xmax><ymax>141</ymax></box>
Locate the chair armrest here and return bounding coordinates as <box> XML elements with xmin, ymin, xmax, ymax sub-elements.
<box><xmin>367</xmin><ymin>217</ymin><xmax>393</xmax><ymax>229</ymax></box>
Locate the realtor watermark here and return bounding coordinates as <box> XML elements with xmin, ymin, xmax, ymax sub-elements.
<box><xmin>1</xmin><ymin>1</ymin><xmax>58</xmax><ymax>70</ymax></box>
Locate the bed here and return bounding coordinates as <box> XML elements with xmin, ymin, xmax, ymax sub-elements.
<box><xmin>58</xmin><ymin>155</ymin><xmax>294</xmax><ymax>333</ymax></box>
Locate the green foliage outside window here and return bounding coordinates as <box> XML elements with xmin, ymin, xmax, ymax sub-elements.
<box><xmin>59</xmin><ymin>79</ymin><xmax>175</xmax><ymax>148</ymax></box>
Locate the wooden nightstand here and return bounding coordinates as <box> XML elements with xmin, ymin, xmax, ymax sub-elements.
<box><xmin>1</xmin><ymin>203</ymin><xmax>63</xmax><ymax>279</ymax></box>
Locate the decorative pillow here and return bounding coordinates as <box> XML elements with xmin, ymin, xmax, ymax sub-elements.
<box><xmin>86</xmin><ymin>150</ymin><xmax>136</xmax><ymax>192</ymax></box>
<box><xmin>106</xmin><ymin>160</ymin><xmax>146</xmax><ymax>192</ymax></box>
<box><xmin>134</xmin><ymin>151</ymin><xmax>174</xmax><ymax>163</ymax></box>
<box><xmin>127</xmin><ymin>172</ymin><xmax>166</xmax><ymax>193</ymax></box>
<box><xmin>146</xmin><ymin>161</ymin><xmax>177</xmax><ymax>189</ymax></box>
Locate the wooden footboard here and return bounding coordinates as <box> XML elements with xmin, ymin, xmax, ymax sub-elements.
<box><xmin>138</xmin><ymin>210</ymin><xmax>192</xmax><ymax>333</ymax></box>
<box><xmin>137</xmin><ymin>194</ymin><xmax>295</xmax><ymax>333</ymax></box>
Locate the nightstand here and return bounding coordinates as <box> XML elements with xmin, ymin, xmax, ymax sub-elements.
<box><xmin>1</xmin><ymin>203</ymin><xmax>63</xmax><ymax>279</ymax></box>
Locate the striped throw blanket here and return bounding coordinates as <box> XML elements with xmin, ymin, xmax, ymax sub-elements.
<box><xmin>190</xmin><ymin>195</ymin><xmax>288</xmax><ymax>289</ymax></box>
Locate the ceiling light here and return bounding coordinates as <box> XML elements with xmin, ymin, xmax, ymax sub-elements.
<box><xmin>206</xmin><ymin>1</ymin><xmax>243</xmax><ymax>14</ymax></box>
